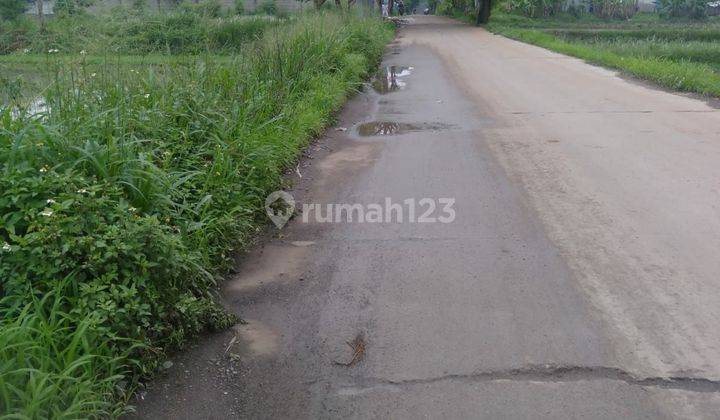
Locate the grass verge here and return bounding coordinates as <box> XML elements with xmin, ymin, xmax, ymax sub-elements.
<box><xmin>487</xmin><ymin>13</ymin><xmax>720</xmax><ymax>98</ymax></box>
<box><xmin>0</xmin><ymin>11</ymin><xmax>393</xmax><ymax>418</ymax></box>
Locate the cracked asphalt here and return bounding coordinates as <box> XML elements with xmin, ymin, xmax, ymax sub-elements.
<box><xmin>131</xmin><ymin>16</ymin><xmax>720</xmax><ymax>419</ymax></box>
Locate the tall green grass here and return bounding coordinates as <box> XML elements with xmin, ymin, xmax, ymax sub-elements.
<box><xmin>0</xmin><ymin>11</ymin><xmax>393</xmax><ymax>417</ymax></box>
<box><xmin>0</xmin><ymin>283</ymin><xmax>129</xmax><ymax>418</ymax></box>
<box><xmin>548</xmin><ymin>27</ymin><xmax>720</xmax><ymax>42</ymax></box>
<box><xmin>0</xmin><ymin>8</ymin><xmax>279</xmax><ymax>55</ymax></box>
<box><xmin>490</xmin><ymin>10</ymin><xmax>720</xmax><ymax>29</ymax></box>
<box><xmin>593</xmin><ymin>39</ymin><xmax>720</xmax><ymax>69</ymax></box>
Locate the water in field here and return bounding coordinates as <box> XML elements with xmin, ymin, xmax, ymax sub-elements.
<box><xmin>0</xmin><ymin>64</ymin><xmax>52</xmax><ymax>117</ymax></box>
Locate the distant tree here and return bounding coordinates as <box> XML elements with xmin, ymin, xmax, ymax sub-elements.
<box><xmin>258</xmin><ymin>0</ymin><xmax>276</xmax><ymax>13</ymax></box>
<box><xmin>657</xmin><ymin>0</ymin><xmax>705</xmax><ymax>19</ymax></box>
<box><xmin>53</xmin><ymin>0</ymin><xmax>76</xmax><ymax>14</ymax></box>
<box><xmin>0</xmin><ymin>0</ymin><xmax>26</xmax><ymax>20</ymax></box>
<box><xmin>331</xmin><ymin>0</ymin><xmax>356</xmax><ymax>7</ymax></box>
<box><xmin>53</xmin><ymin>0</ymin><xmax>93</xmax><ymax>15</ymax></box>
<box><xmin>685</xmin><ymin>0</ymin><xmax>707</xmax><ymax>18</ymax></box>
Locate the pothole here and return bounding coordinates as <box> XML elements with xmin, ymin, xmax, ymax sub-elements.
<box><xmin>355</xmin><ymin>121</ymin><xmax>454</xmax><ymax>137</ymax></box>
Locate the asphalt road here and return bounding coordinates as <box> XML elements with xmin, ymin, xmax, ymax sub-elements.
<box><xmin>132</xmin><ymin>16</ymin><xmax>720</xmax><ymax>419</ymax></box>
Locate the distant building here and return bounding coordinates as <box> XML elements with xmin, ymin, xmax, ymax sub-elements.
<box><xmin>708</xmin><ymin>0</ymin><xmax>720</xmax><ymax>15</ymax></box>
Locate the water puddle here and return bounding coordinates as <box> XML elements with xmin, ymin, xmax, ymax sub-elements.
<box><xmin>371</xmin><ymin>66</ymin><xmax>413</xmax><ymax>94</ymax></box>
<box><xmin>1</xmin><ymin>96</ymin><xmax>50</xmax><ymax>120</ymax></box>
<box><xmin>355</xmin><ymin>121</ymin><xmax>453</xmax><ymax>137</ymax></box>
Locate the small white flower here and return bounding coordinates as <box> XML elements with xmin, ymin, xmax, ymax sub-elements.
<box><xmin>143</xmin><ymin>94</ymin><xmax>150</xmax><ymax>99</ymax></box>
<box><xmin>48</xmin><ymin>49</ymin><xmax>59</xmax><ymax>54</ymax></box>
<box><xmin>39</xmin><ymin>166</ymin><xmax>48</xmax><ymax>173</ymax></box>
<box><xmin>80</xmin><ymin>50</ymin><xmax>87</xmax><ymax>55</ymax></box>
<box><xmin>90</xmin><ymin>73</ymin><xmax>97</xmax><ymax>78</ymax></box>
<box><xmin>128</xmin><ymin>207</ymin><xmax>137</xmax><ymax>212</ymax></box>
<box><xmin>77</xmin><ymin>188</ymin><xmax>88</xmax><ymax>194</ymax></box>
<box><xmin>23</xmin><ymin>48</ymin><xmax>30</xmax><ymax>54</ymax></box>
<box><xmin>40</xmin><ymin>209</ymin><xmax>54</xmax><ymax>217</ymax></box>
<box><xmin>2</xmin><ymin>242</ymin><xmax>11</xmax><ymax>252</ymax></box>
<box><xmin>46</xmin><ymin>198</ymin><xmax>56</xmax><ymax>204</ymax></box>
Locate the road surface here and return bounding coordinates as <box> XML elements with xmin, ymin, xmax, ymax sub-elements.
<box><xmin>132</xmin><ymin>16</ymin><xmax>720</xmax><ymax>419</ymax></box>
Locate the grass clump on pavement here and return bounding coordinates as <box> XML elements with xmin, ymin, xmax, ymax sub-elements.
<box><xmin>0</xmin><ymin>10</ymin><xmax>393</xmax><ymax>417</ymax></box>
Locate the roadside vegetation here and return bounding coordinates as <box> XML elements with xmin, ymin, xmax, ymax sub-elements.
<box><xmin>488</xmin><ymin>0</ymin><xmax>720</xmax><ymax>97</ymax></box>
<box><xmin>436</xmin><ymin>0</ymin><xmax>720</xmax><ymax>98</ymax></box>
<box><xmin>0</xmin><ymin>3</ymin><xmax>393</xmax><ymax>417</ymax></box>
<box><xmin>0</xmin><ymin>3</ymin><xmax>280</xmax><ymax>55</ymax></box>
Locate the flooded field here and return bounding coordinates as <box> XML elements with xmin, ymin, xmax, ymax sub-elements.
<box><xmin>0</xmin><ymin>59</ymin><xmax>207</xmax><ymax>117</ymax></box>
<box><xmin>0</xmin><ymin>64</ymin><xmax>51</xmax><ymax>107</ymax></box>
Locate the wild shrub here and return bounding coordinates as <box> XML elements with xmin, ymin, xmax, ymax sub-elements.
<box><xmin>234</xmin><ymin>0</ymin><xmax>245</xmax><ymax>14</ymax></box>
<box><xmin>658</xmin><ymin>0</ymin><xmax>707</xmax><ymax>19</ymax></box>
<box><xmin>258</xmin><ymin>0</ymin><xmax>278</xmax><ymax>15</ymax></box>
<box><xmin>0</xmin><ymin>18</ymin><xmax>33</xmax><ymax>54</ymax></box>
<box><xmin>0</xmin><ymin>8</ymin><xmax>278</xmax><ymax>54</ymax></box>
<box><xmin>53</xmin><ymin>0</ymin><xmax>93</xmax><ymax>16</ymax></box>
<box><xmin>686</xmin><ymin>0</ymin><xmax>707</xmax><ymax>19</ymax></box>
<box><xmin>0</xmin><ymin>0</ymin><xmax>26</xmax><ymax>21</ymax></box>
<box><xmin>590</xmin><ymin>0</ymin><xmax>638</xmax><ymax>19</ymax></box>
<box><xmin>208</xmin><ymin>17</ymin><xmax>273</xmax><ymax>49</ymax></box>
<box><xmin>179</xmin><ymin>0</ymin><xmax>225</xmax><ymax>17</ymax></box>
<box><xmin>507</xmin><ymin>0</ymin><xmax>564</xmax><ymax>18</ymax></box>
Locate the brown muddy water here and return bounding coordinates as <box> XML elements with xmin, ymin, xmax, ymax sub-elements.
<box><xmin>355</xmin><ymin>121</ymin><xmax>454</xmax><ymax>137</ymax></box>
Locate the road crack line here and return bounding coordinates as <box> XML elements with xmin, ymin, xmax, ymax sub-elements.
<box><xmin>356</xmin><ymin>364</ymin><xmax>720</xmax><ymax>393</ymax></box>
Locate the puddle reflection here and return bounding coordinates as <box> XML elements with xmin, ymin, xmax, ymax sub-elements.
<box><xmin>372</xmin><ymin>66</ymin><xmax>413</xmax><ymax>94</ymax></box>
<box><xmin>356</xmin><ymin>121</ymin><xmax>453</xmax><ymax>137</ymax></box>
<box><xmin>1</xmin><ymin>96</ymin><xmax>50</xmax><ymax>120</ymax></box>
